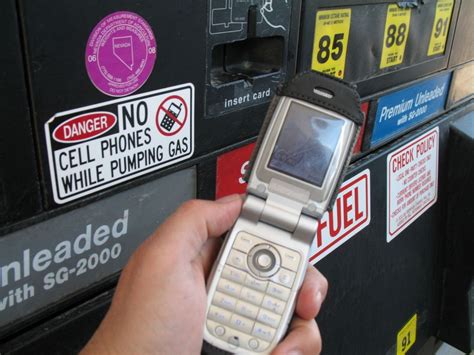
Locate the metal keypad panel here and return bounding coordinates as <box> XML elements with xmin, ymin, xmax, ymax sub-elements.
<box><xmin>206</xmin><ymin>232</ymin><xmax>301</xmax><ymax>352</ymax></box>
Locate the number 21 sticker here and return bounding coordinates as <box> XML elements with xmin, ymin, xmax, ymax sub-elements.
<box><xmin>311</xmin><ymin>8</ymin><xmax>351</xmax><ymax>79</ymax></box>
<box><xmin>397</xmin><ymin>314</ymin><xmax>417</xmax><ymax>355</ymax></box>
<box><xmin>380</xmin><ymin>4</ymin><xmax>411</xmax><ymax>69</ymax></box>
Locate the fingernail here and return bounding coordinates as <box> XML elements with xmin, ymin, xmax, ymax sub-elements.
<box><xmin>287</xmin><ymin>349</ymin><xmax>303</xmax><ymax>355</ymax></box>
<box><xmin>216</xmin><ymin>194</ymin><xmax>241</xmax><ymax>204</ymax></box>
<box><xmin>315</xmin><ymin>291</ymin><xmax>323</xmax><ymax>306</ymax></box>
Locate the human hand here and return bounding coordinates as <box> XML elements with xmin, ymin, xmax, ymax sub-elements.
<box><xmin>82</xmin><ymin>195</ymin><xmax>328</xmax><ymax>354</ymax></box>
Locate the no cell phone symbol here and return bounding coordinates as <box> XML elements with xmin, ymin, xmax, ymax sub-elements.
<box><xmin>113</xmin><ymin>36</ymin><xmax>134</xmax><ymax>70</ymax></box>
<box><xmin>156</xmin><ymin>95</ymin><xmax>188</xmax><ymax>136</ymax></box>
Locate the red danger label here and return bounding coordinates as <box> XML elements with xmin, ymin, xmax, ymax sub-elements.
<box><xmin>53</xmin><ymin>112</ymin><xmax>117</xmax><ymax>143</ymax></box>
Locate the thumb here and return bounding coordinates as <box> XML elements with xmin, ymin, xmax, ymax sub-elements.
<box><xmin>150</xmin><ymin>195</ymin><xmax>242</xmax><ymax>261</ymax></box>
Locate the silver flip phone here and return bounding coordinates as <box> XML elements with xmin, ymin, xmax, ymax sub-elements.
<box><xmin>204</xmin><ymin>72</ymin><xmax>363</xmax><ymax>354</ymax></box>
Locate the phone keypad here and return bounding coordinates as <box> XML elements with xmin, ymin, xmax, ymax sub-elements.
<box><xmin>272</xmin><ymin>268</ymin><xmax>295</xmax><ymax>288</ymax></box>
<box><xmin>241</xmin><ymin>286</ymin><xmax>264</xmax><ymax>305</ymax></box>
<box><xmin>217</xmin><ymin>279</ymin><xmax>242</xmax><ymax>298</ymax></box>
<box><xmin>212</xmin><ymin>291</ymin><xmax>237</xmax><ymax>311</ymax></box>
<box><xmin>236</xmin><ymin>300</ymin><xmax>259</xmax><ymax>319</ymax></box>
<box><xmin>207</xmin><ymin>320</ymin><xmax>270</xmax><ymax>352</ymax></box>
<box><xmin>207</xmin><ymin>232</ymin><xmax>301</xmax><ymax>352</ymax></box>
<box><xmin>278</xmin><ymin>248</ymin><xmax>301</xmax><ymax>272</ymax></box>
<box><xmin>208</xmin><ymin>305</ymin><xmax>232</xmax><ymax>324</ymax></box>
<box><xmin>227</xmin><ymin>249</ymin><xmax>247</xmax><ymax>270</ymax></box>
<box><xmin>261</xmin><ymin>295</ymin><xmax>286</xmax><ymax>315</ymax></box>
<box><xmin>267</xmin><ymin>283</ymin><xmax>291</xmax><ymax>301</ymax></box>
<box><xmin>257</xmin><ymin>308</ymin><xmax>281</xmax><ymax>328</ymax></box>
<box><xmin>244</xmin><ymin>274</ymin><xmax>268</xmax><ymax>292</ymax></box>
<box><xmin>230</xmin><ymin>314</ymin><xmax>254</xmax><ymax>333</ymax></box>
<box><xmin>252</xmin><ymin>323</ymin><xmax>276</xmax><ymax>342</ymax></box>
<box><xmin>222</xmin><ymin>266</ymin><xmax>246</xmax><ymax>283</ymax></box>
<box><xmin>233</xmin><ymin>233</ymin><xmax>259</xmax><ymax>253</ymax></box>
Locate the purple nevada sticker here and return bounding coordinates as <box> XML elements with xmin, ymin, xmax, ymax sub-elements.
<box><xmin>85</xmin><ymin>11</ymin><xmax>157</xmax><ymax>97</ymax></box>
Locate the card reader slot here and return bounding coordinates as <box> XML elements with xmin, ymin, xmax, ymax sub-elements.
<box><xmin>210</xmin><ymin>36</ymin><xmax>284</xmax><ymax>87</ymax></box>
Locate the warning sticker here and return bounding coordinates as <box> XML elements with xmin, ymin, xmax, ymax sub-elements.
<box><xmin>45</xmin><ymin>83</ymin><xmax>194</xmax><ymax>204</ymax></box>
<box><xmin>311</xmin><ymin>8</ymin><xmax>351</xmax><ymax>79</ymax></box>
<box><xmin>380</xmin><ymin>4</ymin><xmax>411</xmax><ymax>69</ymax></box>
<box><xmin>309</xmin><ymin>169</ymin><xmax>371</xmax><ymax>264</ymax></box>
<box><xmin>387</xmin><ymin>127</ymin><xmax>439</xmax><ymax>242</ymax></box>
<box><xmin>427</xmin><ymin>0</ymin><xmax>454</xmax><ymax>56</ymax></box>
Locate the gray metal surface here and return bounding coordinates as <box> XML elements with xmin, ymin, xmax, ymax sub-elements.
<box><xmin>0</xmin><ymin>168</ymin><xmax>196</xmax><ymax>331</ymax></box>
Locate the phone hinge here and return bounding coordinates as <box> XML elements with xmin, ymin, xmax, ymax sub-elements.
<box><xmin>241</xmin><ymin>193</ymin><xmax>302</xmax><ymax>231</ymax></box>
<box><xmin>260</xmin><ymin>193</ymin><xmax>303</xmax><ymax>232</ymax></box>
<box><xmin>242</xmin><ymin>194</ymin><xmax>319</xmax><ymax>244</ymax></box>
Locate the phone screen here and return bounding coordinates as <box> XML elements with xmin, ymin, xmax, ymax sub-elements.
<box><xmin>268</xmin><ymin>102</ymin><xmax>345</xmax><ymax>187</ymax></box>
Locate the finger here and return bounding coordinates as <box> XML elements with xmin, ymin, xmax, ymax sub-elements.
<box><xmin>150</xmin><ymin>195</ymin><xmax>242</xmax><ymax>260</ymax></box>
<box><xmin>197</xmin><ymin>237</ymin><xmax>223</xmax><ymax>277</ymax></box>
<box><xmin>272</xmin><ymin>317</ymin><xmax>322</xmax><ymax>355</ymax></box>
<box><xmin>295</xmin><ymin>265</ymin><xmax>328</xmax><ymax>320</ymax></box>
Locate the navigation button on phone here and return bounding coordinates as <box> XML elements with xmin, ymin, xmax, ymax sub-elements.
<box><xmin>248</xmin><ymin>244</ymin><xmax>281</xmax><ymax>277</ymax></box>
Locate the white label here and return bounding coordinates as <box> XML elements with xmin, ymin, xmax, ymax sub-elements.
<box><xmin>386</xmin><ymin>127</ymin><xmax>439</xmax><ymax>242</ymax></box>
<box><xmin>45</xmin><ymin>84</ymin><xmax>195</xmax><ymax>204</ymax></box>
<box><xmin>309</xmin><ymin>169</ymin><xmax>371</xmax><ymax>264</ymax></box>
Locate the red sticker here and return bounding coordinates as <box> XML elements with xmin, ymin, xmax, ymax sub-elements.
<box><xmin>353</xmin><ymin>101</ymin><xmax>369</xmax><ymax>154</ymax></box>
<box><xmin>216</xmin><ymin>143</ymin><xmax>256</xmax><ymax>199</ymax></box>
<box><xmin>52</xmin><ymin>111</ymin><xmax>117</xmax><ymax>143</ymax></box>
<box><xmin>310</xmin><ymin>170</ymin><xmax>371</xmax><ymax>263</ymax></box>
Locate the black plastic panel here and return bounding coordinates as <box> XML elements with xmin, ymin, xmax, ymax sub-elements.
<box><xmin>19</xmin><ymin>0</ymin><xmax>301</xmax><ymax>208</ymax></box>
<box><xmin>298</xmin><ymin>0</ymin><xmax>460</xmax><ymax>97</ymax></box>
<box><xmin>0</xmin><ymin>0</ymin><xmax>42</xmax><ymax>232</ymax></box>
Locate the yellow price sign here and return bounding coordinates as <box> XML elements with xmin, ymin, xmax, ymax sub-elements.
<box><xmin>397</xmin><ymin>314</ymin><xmax>417</xmax><ymax>355</ymax></box>
<box><xmin>311</xmin><ymin>8</ymin><xmax>351</xmax><ymax>79</ymax></box>
<box><xmin>427</xmin><ymin>0</ymin><xmax>454</xmax><ymax>56</ymax></box>
<box><xmin>380</xmin><ymin>4</ymin><xmax>411</xmax><ymax>69</ymax></box>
